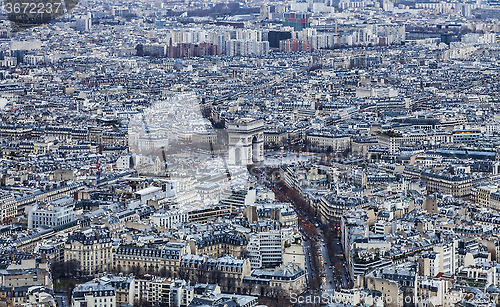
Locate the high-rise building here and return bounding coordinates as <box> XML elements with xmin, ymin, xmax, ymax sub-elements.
<box><xmin>76</xmin><ymin>17</ymin><xmax>92</xmax><ymax>32</ymax></box>
<box><xmin>248</xmin><ymin>231</ymin><xmax>283</xmax><ymax>268</ymax></box>
<box><xmin>283</xmin><ymin>12</ymin><xmax>310</xmax><ymax>31</ymax></box>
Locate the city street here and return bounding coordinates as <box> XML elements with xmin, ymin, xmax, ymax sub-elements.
<box><xmin>265</xmin><ymin>175</ymin><xmax>350</xmax><ymax>292</ymax></box>
<box><xmin>319</xmin><ymin>233</ymin><xmax>350</xmax><ymax>289</ymax></box>
<box><xmin>319</xmin><ymin>240</ymin><xmax>336</xmax><ymax>292</ymax></box>
<box><xmin>2</xmin><ymin>2</ymin><xmax>498</xmax><ymax>306</ymax></box>
<box><xmin>303</xmin><ymin>239</ymin><xmax>314</xmax><ymax>290</ymax></box>
<box><xmin>258</xmin><ymin>165</ymin><xmax>356</xmax><ymax>298</ymax></box>
<box><xmin>55</xmin><ymin>294</ymin><xmax>69</xmax><ymax>307</ymax></box>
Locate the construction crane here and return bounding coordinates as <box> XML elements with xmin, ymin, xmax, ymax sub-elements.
<box><xmin>89</xmin><ymin>157</ymin><xmax>101</xmax><ymax>186</ymax></box>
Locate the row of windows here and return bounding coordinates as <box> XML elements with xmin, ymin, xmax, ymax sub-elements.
<box><xmin>94</xmin><ymin>297</ymin><xmax>112</xmax><ymax>303</ymax></box>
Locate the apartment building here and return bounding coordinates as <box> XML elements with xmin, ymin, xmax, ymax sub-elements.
<box><xmin>169</xmin><ymin>279</ymin><xmax>194</xmax><ymax>307</ymax></box>
<box><xmin>113</xmin><ymin>242</ymin><xmax>190</xmax><ymax>276</ymax></box>
<box><xmin>472</xmin><ymin>184</ymin><xmax>498</xmax><ymax>208</ymax></box>
<box><xmin>377</xmin><ymin>131</ymin><xmax>453</xmax><ymax>154</ymax></box>
<box><xmin>151</xmin><ymin>208</ymin><xmax>189</xmax><ymax>230</ymax></box>
<box><xmin>421</xmin><ymin>171</ymin><xmax>483</xmax><ymax>199</ymax></box>
<box><xmin>28</xmin><ymin>197</ymin><xmax>76</xmax><ymax>229</ymax></box>
<box><xmin>64</xmin><ymin>228</ymin><xmax>113</xmax><ymax>276</ymax></box>
<box><xmin>72</xmin><ymin>281</ymin><xmax>116</xmax><ymax>307</ymax></box>
<box><xmin>0</xmin><ymin>191</ymin><xmax>16</xmax><ymax>223</ymax></box>
<box><xmin>188</xmin><ymin>205</ymin><xmax>232</xmax><ymax>223</ymax></box>
<box><xmin>142</xmin><ymin>277</ymin><xmax>172</xmax><ymax>305</ymax></box>
<box><xmin>179</xmin><ymin>255</ymin><xmax>252</xmax><ymax>291</ymax></box>
<box><xmin>247</xmin><ymin>231</ymin><xmax>283</xmax><ymax>269</ymax></box>
<box><xmin>195</xmin><ymin>230</ymin><xmax>247</xmax><ymax>258</ymax></box>
<box><xmin>319</xmin><ymin>194</ymin><xmax>369</xmax><ymax>223</ymax></box>
<box><xmin>306</xmin><ymin>133</ymin><xmax>351</xmax><ymax>151</ymax></box>
<box><xmin>433</xmin><ymin>242</ymin><xmax>456</xmax><ymax>276</ymax></box>
<box><xmin>243</xmin><ymin>262</ymin><xmax>306</xmax><ymax>295</ymax></box>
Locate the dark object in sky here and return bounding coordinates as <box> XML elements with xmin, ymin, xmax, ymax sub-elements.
<box><xmin>4</xmin><ymin>0</ymin><xmax>79</xmax><ymax>32</ymax></box>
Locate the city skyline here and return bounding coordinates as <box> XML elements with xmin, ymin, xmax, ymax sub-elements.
<box><xmin>0</xmin><ymin>0</ymin><xmax>498</xmax><ymax>307</ymax></box>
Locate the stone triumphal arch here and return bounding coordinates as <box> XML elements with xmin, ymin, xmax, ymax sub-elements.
<box><xmin>227</xmin><ymin>118</ymin><xmax>264</xmax><ymax>166</ymax></box>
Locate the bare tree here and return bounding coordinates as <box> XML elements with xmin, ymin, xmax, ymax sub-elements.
<box><xmin>177</xmin><ymin>266</ymin><xmax>189</xmax><ymax>281</ymax></box>
<box><xmin>134</xmin><ymin>298</ymin><xmax>152</xmax><ymax>307</ymax></box>
<box><xmin>51</xmin><ymin>260</ymin><xmax>81</xmax><ymax>279</ymax></box>
<box><xmin>208</xmin><ymin>268</ymin><xmax>223</xmax><ymax>285</ymax></box>
<box><xmin>196</xmin><ymin>265</ymin><xmax>209</xmax><ymax>284</ymax></box>
<box><xmin>147</xmin><ymin>265</ymin><xmax>155</xmax><ymax>275</ymax></box>
<box><xmin>159</xmin><ymin>267</ymin><xmax>168</xmax><ymax>278</ymax></box>
<box><xmin>129</xmin><ymin>264</ymin><xmax>142</xmax><ymax>277</ymax></box>
<box><xmin>65</xmin><ymin>279</ymin><xmax>77</xmax><ymax>304</ymax></box>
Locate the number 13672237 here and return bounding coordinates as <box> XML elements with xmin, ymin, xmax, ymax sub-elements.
<box><xmin>4</xmin><ymin>2</ymin><xmax>63</xmax><ymax>14</ymax></box>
